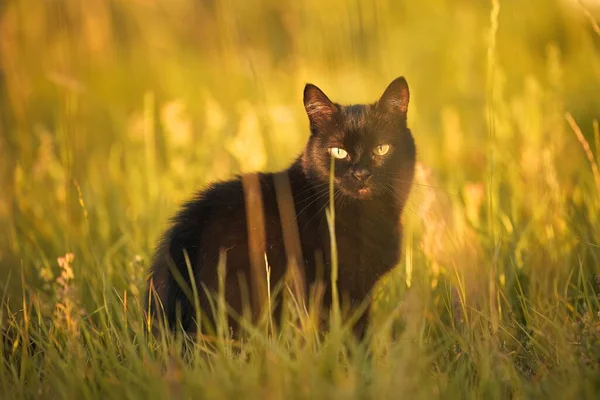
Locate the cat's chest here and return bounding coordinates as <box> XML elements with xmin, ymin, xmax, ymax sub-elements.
<box><xmin>317</xmin><ymin>206</ymin><xmax>401</xmax><ymax>298</ymax></box>
<box><xmin>336</xmin><ymin>215</ymin><xmax>397</xmax><ymax>250</ymax></box>
<box><xmin>326</xmin><ymin>205</ymin><xmax>400</xmax><ymax>263</ymax></box>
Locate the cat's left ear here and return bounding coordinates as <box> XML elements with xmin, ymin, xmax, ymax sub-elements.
<box><xmin>377</xmin><ymin>77</ymin><xmax>410</xmax><ymax>115</ymax></box>
<box><xmin>304</xmin><ymin>83</ymin><xmax>337</xmax><ymax>128</ymax></box>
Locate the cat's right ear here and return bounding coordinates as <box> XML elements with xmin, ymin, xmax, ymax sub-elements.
<box><xmin>377</xmin><ymin>77</ymin><xmax>410</xmax><ymax>116</ymax></box>
<box><xmin>303</xmin><ymin>84</ymin><xmax>337</xmax><ymax>129</ymax></box>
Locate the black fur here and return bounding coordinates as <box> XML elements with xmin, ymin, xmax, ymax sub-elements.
<box><xmin>147</xmin><ymin>77</ymin><xmax>416</xmax><ymax>335</ymax></box>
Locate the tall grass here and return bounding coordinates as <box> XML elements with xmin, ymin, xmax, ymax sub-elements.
<box><xmin>2</xmin><ymin>0</ymin><xmax>600</xmax><ymax>398</ymax></box>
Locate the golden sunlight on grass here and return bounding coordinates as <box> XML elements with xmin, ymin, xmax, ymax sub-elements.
<box><xmin>1</xmin><ymin>0</ymin><xmax>600</xmax><ymax>398</ymax></box>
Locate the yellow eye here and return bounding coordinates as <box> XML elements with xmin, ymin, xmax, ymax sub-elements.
<box><xmin>373</xmin><ymin>144</ymin><xmax>390</xmax><ymax>156</ymax></box>
<box><xmin>328</xmin><ymin>147</ymin><xmax>348</xmax><ymax>159</ymax></box>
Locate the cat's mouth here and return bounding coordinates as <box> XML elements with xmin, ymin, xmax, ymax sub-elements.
<box><xmin>335</xmin><ymin>177</ymin><xmax>373</xmax><ymax>199</ymax></box>
<box><xmin>337</xmin><ymin>185</ymin><xmax>372</xmax><ymax>199</ymax></box>
<box><xmin>349</xmin><ymin>185</ymin><xmax>372</xmax><ymax>199</ymax></box>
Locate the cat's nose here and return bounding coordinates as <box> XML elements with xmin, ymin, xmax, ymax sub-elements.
<box><xmin>352</xmin><ymin>168</ymin><xmax>372</xmax><ymax>182</ymax></box>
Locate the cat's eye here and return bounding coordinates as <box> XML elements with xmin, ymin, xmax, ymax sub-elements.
<box><xmin>328</xmin><ymin>147</ymin><xmax>348</xmax><ymax>159</ymax></box>
<box><xmin>373</xmin><ymin>144</ymin><xmax>390</xmax><ymax>156</ymax></box>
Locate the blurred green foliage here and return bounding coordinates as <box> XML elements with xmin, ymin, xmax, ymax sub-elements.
<box><xmin>1</xmin><ymin>0</ymin><xmax>600</xmax><ymax>398</ymax></box>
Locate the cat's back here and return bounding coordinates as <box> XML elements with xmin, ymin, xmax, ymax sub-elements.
<box><xmin>148</xmin><ymin>178</ymin><xmax>242</xmax><ymax>293</ymax></box>
<box><xmin>154</xmin><ymin>171</ymin><xmax>294</xmax><ymax>269</ymax></box>
<box><xmin>164</xmin><ymin>178</ymin><xmax>243</xmax><ymax>246</ymax></box>
<box><xmin>163</xmin><ymin>174</ymin><xmax>267</xmax><ymax>256</ymax></box>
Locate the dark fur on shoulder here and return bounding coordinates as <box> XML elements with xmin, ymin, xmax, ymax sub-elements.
<box><xmin>147</xmin><ymin>77</ymin><xmax>416</xmax><ymax>336</ymax></box>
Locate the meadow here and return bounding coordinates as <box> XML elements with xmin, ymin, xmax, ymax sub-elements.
<box><xmin>2</xmin><ymin>0</ymin><xmax>600</xmax><ymax>398</ymax></box>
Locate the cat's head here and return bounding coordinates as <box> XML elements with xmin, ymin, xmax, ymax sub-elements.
<box><xmin>301</xmin><ymin>77</ymin><xmax>416</xmax><ymax>201</ymax></box>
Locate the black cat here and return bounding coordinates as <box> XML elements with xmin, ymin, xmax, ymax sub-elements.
<box><xmin>147</xmin><ymin>77</ymin><xmax>416</xmax><ymax>336</ymax></box>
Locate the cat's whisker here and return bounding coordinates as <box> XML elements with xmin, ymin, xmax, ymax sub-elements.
<box><xmin>293</xmin><ymin>182</ymin><xmax>330</xmax><ymax>199</ymax></box>
<box><xmin>337</xmin><ymin>191</ymin><xmax>347</xmax><ymax>210</ymax></box>
<box><xmin>293</xmin><ymin>189</ymin><xmax>332</xmax><ymax>223</ymax></box>
<box><xmin>379</xmin><ymin>182</ymin><xmax>435</xmax><ymax>219</ymax></box>
<box><xmin>301</xmin><ymin>189</ymin><xmax>340</xmax><ymax>232</ymax></box>
<box><xmin>380</xmin><ymin>175</ymin><xmax>457</xmax><ymax>196</ymax></box>
<box><xmin>294</xmin><ymin>185</ymin><xmax>331</xmax><ymax>206</ymax></box>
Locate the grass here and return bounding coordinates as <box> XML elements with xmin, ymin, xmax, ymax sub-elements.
<box><xmin>2</xmin><ymin>0</ymin><xmax>600</xmax><ymax>398</ymax></box>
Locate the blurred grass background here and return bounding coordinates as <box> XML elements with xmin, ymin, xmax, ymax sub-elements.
<box><xmin>2</xmin><ymin>0</ymin><xmax>600</xmax><ymax>398</ymax></box>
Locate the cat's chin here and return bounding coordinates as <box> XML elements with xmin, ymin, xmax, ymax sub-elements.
<box><xmin>338</xmin><ymin>186</ymin><xmax>373</xmax><ymax>200</ymax></box>
<box><xmin>357</xmin><ymin>188</ymin><xmax>371</xmax><ymax>198</ymax></box>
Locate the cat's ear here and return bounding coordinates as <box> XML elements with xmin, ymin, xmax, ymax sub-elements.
<box><xmin>377</xmin><ymin>77</ymin><xmax>409</xmax><ymax>115</ymax></box>
<box><xmin>304</xmin><ymin>84</ymin><xmax>337</xmax><ymax>127</ymax></box>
